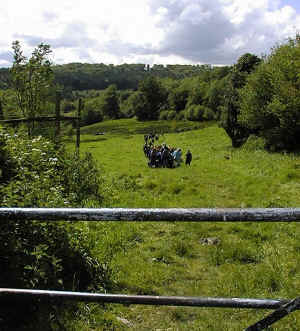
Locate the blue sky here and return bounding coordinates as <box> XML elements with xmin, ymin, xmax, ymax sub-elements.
<box><xmin>0</xmin><ymin>0</ymin><xmax>299</xmax><ymax>67</ymax></box>
<box><xmin>283</xmin><ymin>0</ymin><xmax>300</xmax><ymax>12</ymax></box>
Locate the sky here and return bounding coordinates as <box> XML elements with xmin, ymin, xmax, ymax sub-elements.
<box><xmin>0</xmin><ymin>0</ymin><xmax>299</xmax><ymax>67</ymax></box>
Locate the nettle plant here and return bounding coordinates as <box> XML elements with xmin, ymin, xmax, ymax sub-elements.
<box><xmin>0</xmin><ymin>131</ymin><xmax>107</xmax><ymax>330</ymax></box>
<box><xmin>0</xmin><ymin>131</ymin><xmax>102</xmax><ymax>207</ymax></box>
<box><xmin>1</xmin><ymin>133</ymin><xmax>64</xmax><ymax>206</ymax></box>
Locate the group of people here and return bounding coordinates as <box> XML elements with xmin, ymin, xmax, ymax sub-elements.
<box><xmin>143</xmin><ymin>134</ymin><xmax>192</xmax><ymax>168</ymax></box>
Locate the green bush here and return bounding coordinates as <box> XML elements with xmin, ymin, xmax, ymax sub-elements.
<box><xmin>159</xmin><ymin>109</ymin><xmax>178</xmax><ymax>121</ymax></box>
<box><xmin>0</xmin><ymin>132</ymin><xmax>106</xmax><ymax>330</ymax></box>
<box><xmin>176</xmin><ymin>110</ymin><xmax>186</xmax><ymax>120</ymax></box>
<box><xmin>242</xmin><ymin>135</ymin><xmax>266</xmax><ymax>151</ymax></box>
<box><xmin>82</xmin><ymin>108</ymin><xmax>103</xmax><ymax>126</ymax></box>
<box><xmin>202</xmin><ymin>106</ymin><xmax>215</xmax><ymax>120</ymax></box>
<box><xmin>0</xmin><ymin>131</ymin><xmax>16</xmax><ymax>182</ymax></box>
<box><xmin>167</xmin><ymin>110</ymin><xmax>177</xmax><ymax>120</ymax></box>
<box><xmin>185</xmin><ymin>104</ymin><xmax>204</xmax><ymax>121</ymax></box>
<box><xmin>159</xmin><ymin>110</ymin><xmax>169</xmax><ymax>120</ymax></box>
<box><xmin>0</xmin><ymin>133</ymin><xmax>103</xmax><ymax>207</ymax></box>
<box><xmin>239</xmin><ymin>35</ymin><xmax>300</xmax><ymax>151</ymax></box>
<box><xmin>81</xmin><ymin>99</ymin><xmax>103</xmax><ymax>126</ymax></box>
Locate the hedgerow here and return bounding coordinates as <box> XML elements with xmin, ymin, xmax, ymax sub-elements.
<box><xmin>0</xmin><ymin>130</ymin><xmax>107</xmax><ymax>330</ymax></box>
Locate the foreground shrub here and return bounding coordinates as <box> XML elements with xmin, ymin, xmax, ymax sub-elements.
<box><xmin>0</xmin><ymin>132</ymin><xmax>103</xmax><ymax>207</ymax></box>
<box><xmin>0</xmin><ymin>131</ymin><xmax>106</xmax><ymax>330</ymax></box>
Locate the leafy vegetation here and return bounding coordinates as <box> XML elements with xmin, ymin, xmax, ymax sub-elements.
<box><xmin>10</xmin><ymin>41</ymin><xmax>55</xmax><ymax>136</ymax></box>
<box><xmin>239</xmin><ymin>35</ymin><xmax>300</xmax><ymax>151</ymax></box>
<box><xmin>0</xmin><ymin>130</ymin><xmax>107</xmax><ymax>330</ymax></box>
<box><xmin>219</xmin><ymin>53</ymin><xmax>261</xmax><ymax>147</ymax></box>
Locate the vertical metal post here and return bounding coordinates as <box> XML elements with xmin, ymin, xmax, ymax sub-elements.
<box><xmin>76</xmin><ymin>98</ymin><xmax>82</xmax><ymax>155</ymax></box>
<box><xmin>55</xmin><ymin>92</ymin><xmax>61</xmax><ymax>147</ymax></box>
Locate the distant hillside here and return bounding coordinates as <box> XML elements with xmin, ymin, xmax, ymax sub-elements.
<box><xmin>0</xmin><ymin>63</ymin><xmax>230</xmax><ymax>91</ymax></box>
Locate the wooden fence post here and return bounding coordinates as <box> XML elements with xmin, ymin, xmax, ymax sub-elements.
<box><xmin>0</xmin><ymin>99</ymin><xmax>3</xmax><ymax>121</ymax></box>
<box><xmin>76</xmin><ymin>98</ymin><xmax>82</xmax><ymax>155</ymax></box>
<box><xmin>55</xmin><ymin>92</ymin><xmax>61</xmax><ymax>147</ymax></box>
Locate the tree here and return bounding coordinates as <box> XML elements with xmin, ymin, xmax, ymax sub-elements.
<box><xmin>10</xmin><ymin>41</ymin><xmax>54</xmax><ymax>135</ymax></box>
<box><xmin>220</xmin><ymin>53</ymin><xmax>261</xmax><ymax>147</ymax></box>
<box><xmin>136</xmin><ymin>76</ymin><xmax>167</xmax><ymax>120</ymax></box>
<box><xmin>236</xmin><ymin>53</ymin><xmax>261</xmax><ymax>74</ymax></box>
<box><xmin>206</xmin><ymin>77</ymin><xmax>229</xmax><ymax>119</ymax></box>
<box><xmin>99</xmin><ymin>84</ymin><xmax>120</xmax><ymax>119</ymax></box>
<box><xmin>186</xmin><ymin>80</ymin><xmax>209</xmax><ymax>109</ymax></box>
<box><xmin>168</xmin><ymin>85</ymin><xmax>189</xmax><ymax>112</ymax></box>
<box><xmin>220</xmin><ymin>83</ymin><xmax>250</xmax><ymax>147</ymax></box>
<box><xmin>119</xmin><ymin>90</ymin><xmax>136</xmax><ymax>118</ymax></box>
<box><xmin>82</xmin><ymin>98</ymin><xmax>103</xmax><ymax>125</ymax></box>
<box><xmin>127</xmin><ymin>91</ymin><xmax>149</xmax><ymax>121</ymax></box>
<box><xmin>239</xmin><ymin>35</ymin><xmax>300</xmax><ymax>150</ymax></box>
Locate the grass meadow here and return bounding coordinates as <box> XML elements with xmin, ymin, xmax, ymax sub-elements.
<box><xmin>66</xmin><ymin>119</ymin><xmax>300</xmax><ymax>330</ymax></box>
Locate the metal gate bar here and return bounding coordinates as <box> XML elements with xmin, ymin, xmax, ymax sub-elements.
<box><xmin>246</xmin><ymin>297</ymin><xmax>300</xmax><ymax>330</ymax></box>
<box><xmin>1</xmin><ymin>207</ymin><xmax>300</xmax><ymax>222</ymax></box>
<box><xmin>0</xmin><ymin>289</ymin><xmax>291</xmax><ymax>309</ymax></box>
<box><xmin>1</xmin><ymin>207</ymin><xmax>300</xmax><ymax>330</ymax></box>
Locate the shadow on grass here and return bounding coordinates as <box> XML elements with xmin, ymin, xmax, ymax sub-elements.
<box><xmin>81</xmin><ymin>137</ymin><xmax>108</xmax><ymax>143</ymax></box>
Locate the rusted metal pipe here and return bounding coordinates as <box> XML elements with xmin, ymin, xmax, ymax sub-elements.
<box><xmin>0</xmin><ymin>289</ymin><xmax>292</xmax><ymax>309</ymax></box>
<box><xmin>0</xmin><ymin>208</ymin><xmax>300</xmax><ymax>222</ymax></box>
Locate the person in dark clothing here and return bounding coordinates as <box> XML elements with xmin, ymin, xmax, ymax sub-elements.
<box><xmin>144</xmin><ymin>134</ymin><xmax>149</xmax><ymax>145</ymax></box>
<box><xmin>143</xmin><ymin>143</ymin><xmax>149</xmax><ymax>157</ymax></box>
<box><xmin>149</xmin><ymin>148</ymin><xmax>157</xmax><ymax>167</ymax></box>
<box><xmin>185</xmin><ymin>150</ymin><xmax>192</xmax><ymax>166</ymax></box>
<box><xmin>161</xmin><ymin>146</ymin><xmax>168</xmax><ymax>168</ymax></box>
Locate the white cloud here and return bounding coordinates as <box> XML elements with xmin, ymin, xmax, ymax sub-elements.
<box><xmin>221</xmin><ymin>0</ymin><xmax>270</xmax><ymax>24</ymax></box>
<box><xmin>0</xmin><ymin>0</ymin><xmax>299</xmax><ymax>66</ymax></box>
<box><xmin>179</xmin><ymin>4</ymin><xmax>212</xmax><ymax>24</ymax></box>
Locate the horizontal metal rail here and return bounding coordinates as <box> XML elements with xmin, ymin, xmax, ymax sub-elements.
<box><xmin>2</xmin><ymin>207</ymin><xmax>300</xmax><ymax>329</ymax></box>
<box><xmin>1</xmin><ymin>207</ymin><xmax>300</xmax><ymax>222</ymax></box>
<box><xmin>0</xmin><ymin>289</ymin><xmax>292</xmax><ymax>310</ymax></box>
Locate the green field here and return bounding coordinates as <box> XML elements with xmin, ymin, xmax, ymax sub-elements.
<box><xmin>67</xmin><ymin>119</ymin><xmax>300</xmax><ymax>330</ymax></box>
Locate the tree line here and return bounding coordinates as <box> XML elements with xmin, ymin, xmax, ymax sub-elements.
<box><xmin>79</xmin><ymin>34</ymin><xmax>300</xmax><ymax>152</ymax></box>
<box><xmin>0</xmin><ymin>35</ymin><xmax>299</xmax><ymax>151</ymax></box>
<box><xmin>0</xmin><ymin>61</ymin><xmax>228</xmax><ymax>91</ymax></box>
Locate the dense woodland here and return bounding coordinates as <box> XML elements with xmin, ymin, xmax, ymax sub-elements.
<box><xmin>0</xmin><ymin>35</ymin><xmax>299</xmax><ymax>329</ymax></box>
<box><xmin>0</xmin><ymin>62</ymin><xmax>227</xmax><ymax>91</ymax></box>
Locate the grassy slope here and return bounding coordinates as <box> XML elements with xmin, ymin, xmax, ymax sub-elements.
<box><xmin>68</xmin><ymin>119</ymin><xmax>300</xmax><ymax>330</ymax></box>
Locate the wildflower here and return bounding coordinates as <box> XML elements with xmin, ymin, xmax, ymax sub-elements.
<box><xmin>49</xmin><ymin>157</ymin><xmax>58</xmax><ymax>163</ymax></box>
